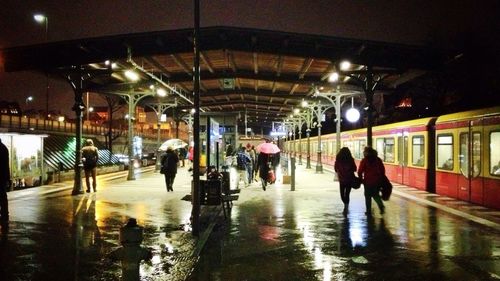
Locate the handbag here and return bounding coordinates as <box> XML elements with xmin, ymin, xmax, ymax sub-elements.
<box><xmin>267</xmin><ymin>169</ymin><xmax>276</xmax><ymax>184</ymax></box>
<box><xmin>380</xmin><ymin>175</ymin><xmax>392</xmax><ymax>201</ymax></box>
<box><xmin>352</xmin><ymin>176</ymin><xmax>361</xmax><ymax>189</ymax></box>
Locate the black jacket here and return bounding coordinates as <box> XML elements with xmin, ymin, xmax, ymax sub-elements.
<box><xmin>161</xmin><ymin>151</ymin><xmax>179</xmax><ymax>174</ymax></box>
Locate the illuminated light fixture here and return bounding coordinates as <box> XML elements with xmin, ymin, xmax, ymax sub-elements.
<box><xmin>33</xmin><ymin>14</ymin><xmax>47</xmax><ymax>23</ymax></box>
<box><xmin>111</xmin><ymin>63</ymin><xmax>117</xmax><ymax>69</ymax></box>
<box><xmin>104</xmin><ymin>60</ymin><xmax>110</xmax><ymax>66</ymax></box>
<box><xmin>345</xmin><ymin>97</ymin><xmax>360</xmax><ymax>123</ymax></box>
<box><xmin>149</xmin><ymin>84</ymin><xmax>155</xmax><ymax>90</ymax></box>
<box><xmin>328</xmin><ymin>72</ymin><xmax>339</xmax><ymax>83</ymax></box>
<box><xmin>57</xmin><ymin>116</ymin><xmax>65</xmax><ymax>122</ymax></box>
<box><xmin>293</xmin><ymin>108</ymin><xmax>300</xmax><ymax>114</ymax></box>
<box><xmin>156</xmin><ymin>88</ymin><xmax>167</xmax><ymax>97</ymax></box>
<box><xmin>124</xmin><ymin>70</ymin><xmax>140</xmax><ymax>81</ymax></box>
<box><xmin>88</xmin><ymin>106</ymin><xmax>94</xmax><ymax>112</ymax></box>
<box><xmin>301</xmin><ymin>100</ymin><xmax>308</xmax><ymax>107</ymax></box>
<box><xmin>190</xmin><ymin>108</ymin><xmax>196</xmax><ymax>114</ymax></box>
<box><xmin>340</xmin><ymin>60</ymin><xmax>351</xmax><ymax>71</ymax></box>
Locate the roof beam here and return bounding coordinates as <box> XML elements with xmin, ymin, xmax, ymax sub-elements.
<box><xmin>200</xmin><ymin>51</ymin><xmax>215</xmax><ymax>73</ymax></box>
<box><xmin>253</xmin><ymin>52</ymin><xmax>258</xmax><ymax>74</ymax></box>
<box><xmin>199</xmin><ymin>88</ymin><xmax>307</xmax><ymax>99</ymax></box>
<box><xmin>298</xmin><ymin>58</ymin><xmax>313</xmax><ymax>79</ymax></box>
<box><xmin>276</xmin><ymin>55</ymin><xmax>283</xmax><ymax>77</ymax></box>
<box><xmin>171</xmin><ymin>54</ymin><xmax>192</xmax><ymax>75</ymax></box>
<box><xmin>226</xmin><ymin>50</ymin><xmax>237</xmax><ymax>72</ymax></box>
<box><xmin>144</xmin><ymin>56</ymin><xmax>172</xmax><ymax>78</ymax></box>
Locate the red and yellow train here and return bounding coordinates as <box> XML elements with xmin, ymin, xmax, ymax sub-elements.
<box><xmin>285</xmin><ymin>107</ymin><xmax>500</xmax><ymax>210</ymax></box>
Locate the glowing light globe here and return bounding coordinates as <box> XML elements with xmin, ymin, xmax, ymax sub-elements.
<box><xmin>345</xmin><ymin>108</ymin><xmax>360</xmax><ymax>123</ymax></box>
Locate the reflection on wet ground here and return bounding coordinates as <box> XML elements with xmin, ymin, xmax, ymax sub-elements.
<box><xmin>0</xmin><ymin>169</ymin><xmax>197</xmax><ymax>281</ymax></box>
<box><xmin>188</xmin><ymin>171</ymin><xmax>500</xmax><ymax>281</ymax></box>
<box><xmin>0</xmin><ymin>166</ymin><xmax>499</xmax><ymax>281</ymax></box>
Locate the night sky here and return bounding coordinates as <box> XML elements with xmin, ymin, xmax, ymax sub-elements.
<box><xmin>1</xmin><ymin>0</ymin><xmax>498</xmax><ymax>115</ymax></box>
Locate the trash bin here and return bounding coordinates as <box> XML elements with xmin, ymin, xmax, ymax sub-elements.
<box><xmin>200</xmin><ymin>179</ymin><xmax>222</xmax><ymax>205</ymax></box>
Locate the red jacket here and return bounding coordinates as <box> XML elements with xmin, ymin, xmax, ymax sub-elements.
<box><xmin>334</xmin><ymin>158</ymin><xmax>357</xmax><ymax>184</ymax></box>
<box><xmin>358</xmin><ymin>157</ymin><xmax>385</xmax><ymax>187</ymax></box>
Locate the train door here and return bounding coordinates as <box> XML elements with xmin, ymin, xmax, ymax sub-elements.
<box><xmin>397</xmin><ymin>135</ymin><xmax>408</xmax><ymax>184</ymax></box>
<box><xmin>457</xmin><ymin>121</ymin><xmax>483</xmax><ymax>204</ymax></box>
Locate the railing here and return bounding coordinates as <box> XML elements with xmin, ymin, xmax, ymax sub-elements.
<box><xmin>0</xmin><ymin>114</ymin><xmax>188</xmax><ymax>140</ymax></box>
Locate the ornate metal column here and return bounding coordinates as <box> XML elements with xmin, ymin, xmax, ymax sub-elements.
<box><xmin>146</xmin><ymin>99</ymin><xmax>177</xmax><ymax>172</ymax></box>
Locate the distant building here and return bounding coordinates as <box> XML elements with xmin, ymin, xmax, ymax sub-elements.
<box><xmin>0</xmin><ymin>101</ymin><xmax>21</xmax><ymax>116</ymax></box>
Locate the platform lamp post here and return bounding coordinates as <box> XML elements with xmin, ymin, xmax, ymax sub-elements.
<box><xmin>146</xmin><ymin>96</ymin><xmax>177</xmax><ymax>172</ymax></box>
<box><xmin>112</xmin><ymin>71</ymin><xmax>168</xmax><ymax>181</ymax></box>
<box><xmin>313</xmin><ymin>87</ymin><xmax>363</xmax><ymax>154</ymax></box>
<box><xmin>300</xmin><ymin>100</ymin><xmax>314</xmax><ymax>169</ymax></box>
<box><xmin>181</xmin><ymin>108</ymin><xmax>195</xmax><ymax>146</ymax></box>
<box><xmin>291</xmin><ymin>108</ymin><xmax>307</xmax><ymax>165</ymax></box>
<box><xmin>336</xmin><ymin>62</ymin><xmax>400</xmax><ymax>147</ymax></box>
<box><xmin>301</xmin><ymin>99</ymin><xmax>333</xmax><ymax>173</ymax></box>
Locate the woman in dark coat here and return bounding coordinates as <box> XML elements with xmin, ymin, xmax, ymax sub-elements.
<box><xmin>257</xmin><ymin>153</ymin><xmax>270</xmax><ymax>191</ymax></box>
<box><xmin>358</xmin><ymin>146</ymin><xmax>385</xmax><ymax>216</ymax></box>
<box><xmin>334</xmin><ymin>147</ymin><xmax>357</xmax><ymax>215</ymax></box>
<box><xmin>161</xmin><ymin>147</ymin><xmax>179</xmax><ymax>192</ymax></box>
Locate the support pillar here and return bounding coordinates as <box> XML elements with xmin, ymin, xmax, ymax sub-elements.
<box><xmin>71</xmin><ymin>70</ymin><xmax>84</xmax><ymax>195</ymax></box>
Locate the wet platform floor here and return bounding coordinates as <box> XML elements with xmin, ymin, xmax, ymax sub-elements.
<box><xmin>1</xmin><ymin>165</ymin><xmax>499</xmax><ymax>281</ymax></box>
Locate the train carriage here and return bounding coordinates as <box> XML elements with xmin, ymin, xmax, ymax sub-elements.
<box><xmin>283</xmin><ymin>107</ymin><xmax>500</xmax><ymax>210</ymax></box>
<box><xmin>341</xmin><ymin>118</ymin><xmax>435</xmax><ymax>191</ymax></box>
<box><xmin>435</xmin><ymin>107</ymin><xmax>500</xmax><ymax>209</ymax></box>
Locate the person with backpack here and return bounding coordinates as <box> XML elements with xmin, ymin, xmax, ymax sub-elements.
<box><xmin>235</xmin><ymin>146</ymin><xmax>251</xmax><ymax>188</ymax></box>
<box><xmin>81</xmin><ymin>139</ymin><xmax>99</xmax><ymax>193</ymax></box>
<box><xmin>358</xmin><ymin>146</ymin><xmax>385</xmax><ymax>216</ymax></box>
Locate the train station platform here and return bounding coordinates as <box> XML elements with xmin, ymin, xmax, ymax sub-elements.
<box><xmin>2</xmin><ymin>162</ymin><xmax>500</xmax><ymax>280</ymax></box>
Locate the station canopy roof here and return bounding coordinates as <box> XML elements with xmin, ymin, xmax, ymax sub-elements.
<box><xmin>1</xmin><ymin>26</ymin><xmax>456</xmax><ymax>127</ymax></box>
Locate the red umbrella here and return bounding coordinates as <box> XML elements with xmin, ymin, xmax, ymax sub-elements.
<box><xmin>256</xmin><ymin>142</ymin><xmax>281</xmax><ymax>154</ymax></box>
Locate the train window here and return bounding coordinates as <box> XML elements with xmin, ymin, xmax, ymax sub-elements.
<box><xmin>412</xmin><ymin>136</ymin><xmax>425</xmax><ymax>166</ymax></box>
<box><xmin>437</xmin><ymin>135</ymin><xmax>453</xmax><ymax>170</ymax></box>
<box><xmin>376</xmin><ymin>138</ymin><xmax>395</xmax><ymax>163</ymax></box>
<box><xmin>352</xmin><ymin>140</ymin><xmax>366</xmax><ymax>159</ymax></box>
<box><xmin>472</xmin><ymin>132</ymin><xmax>481</xmax><ymax>177</ymax></box>
<box><xmin>385</xmin><ymin>138</ymin><xmax>395</xmax><ymax>163</ymax></box>
<box><xmin>490</xmin><ymin>132</ymin><xmax>500</xmax><ymax>176</ymax></box>
<box><xmin>459</xmin><ymin>133</ymin><xmax>470</xmax><ymax>177</ymax></box>
<box><xmin>398</xmin><ymin>136</ymin><xmax>408</xmax><ymax>166</ymax></box>
<box><xmin>376</xmin><ymin>139</ymin><xmax>384</xmax><ymax>159</ymax></box>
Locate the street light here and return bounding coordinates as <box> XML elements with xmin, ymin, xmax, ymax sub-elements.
<box><xmin>33</xmin><ymin>13</ymin><xmax>49</xmax><ymax>119</ymax></box>
<box><xmin>25</xmin><ymin>96</ymin><xmax>34</xmax><ymax>105</ymax></box>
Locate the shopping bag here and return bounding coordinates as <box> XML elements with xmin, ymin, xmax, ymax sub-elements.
<box><xmin>380</xmin><ymin>175</ymin><xmax>392</xmax><ymax>201</ymax></box>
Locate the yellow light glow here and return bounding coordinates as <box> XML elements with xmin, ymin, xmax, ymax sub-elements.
<box><xmin>156</xmin><ymin>88</ymin><xmax>167</xmax><ymax>97</ymax></box>
<box><xmin>328</xmin><ymin>72</ymin><xmax>339</xmax><ymax>83</ymax></box>
<box><xmin>124</xmin><ymin>70</ymin><xmax>140</xmax><ymax>81</ymax></box>
<box><xmin>340</xmin><ymin>60</ymin><xmax>351</xmax><ymax>71</ymax></box>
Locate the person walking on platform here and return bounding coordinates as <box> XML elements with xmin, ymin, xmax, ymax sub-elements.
<box><xmin>235</xmin><ymin>147</ymin><xmax>251</xmax><ymax>188</ymax></box>
<box><xmin>0</xmin><ymin>139</ymin><xmax>10</xmax><ymax>223</ymax></box>
<box><xmin>161</xmin><ymin>147</ymin><xmax>179</xmax><ymax>192</ymax></box>
<box><xmin>358</xmin><ymin>146</ymin><xmax>385</xmax><ymax>216</ymax></box>
<box><xmin>334</xmin><ymin>147</ymin><xmax>357</xmax><ymax>215</ymax></box>
<box><xmin>81</xmin><ymin>139</ymin><xmax>99</xmax><ymax>193</ymax></box>
<box><xmin>246</xmin><ymin>143</ymin><xmax>256</xmax><ymax>183</ymax></box>
<box><xmin>257</xmin><ymin>152</ymin><xmax>270</xmax><ymax>191</ymax></box>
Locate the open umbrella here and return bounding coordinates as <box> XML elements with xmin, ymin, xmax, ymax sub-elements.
<box><xmin>256</xmin><ymin>142</ymin><xmax>281</xmax><ymax>154</ymax></box>
<box><xmin>159</xmin><ymin>139</ymin><xmax>188</xmax><ymax>151</ymax></box>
